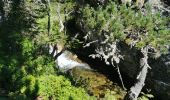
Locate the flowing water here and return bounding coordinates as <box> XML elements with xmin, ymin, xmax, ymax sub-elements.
<box><xmin>52</xmin><ymin>48</ymin><xmax>126</xmax><ymax>99</ymax></box>
<box><xmin>56</xmin><ymin>50</ymin><xmax>91</xmax><ymax>72</ymax></box>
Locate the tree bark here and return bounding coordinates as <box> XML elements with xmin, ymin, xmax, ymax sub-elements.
<box><xmin>46</xmin><ymin>0</ymin><xmax>51</xmax><ymax>36</ymax></box>
<box><xmin>0</xmin><ymin>0</ymin><xmax>8</xmax><ymax>21</ymax></box>
<box><xmin>0</xmin><ymin>1</ymin><xmax>4</xmax><ymax>21</ymax></box>
<box><xmin>124</xmin><ymin>46</ymin><xmax>150</xmax><ymax>100</ymax></box>
<box><xmin>57</xmin><ymin>3</ymin><xmax>64</xmax><ymax>33</ymax></box>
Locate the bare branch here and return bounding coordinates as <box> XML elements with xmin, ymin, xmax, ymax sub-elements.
<box><xmin>116</xmin><ymin>64</ymin><xmax>126</xmax><ymax>90</ymax></box>
<box><xmin>57</xmin><ymin>3</ymin><xmax>64</xmax><ymax>32</ymax></box>
<box><xmin>83</xmin><ymin>40</ymin><xmax>98</xmax><ymax>48</ymax></box>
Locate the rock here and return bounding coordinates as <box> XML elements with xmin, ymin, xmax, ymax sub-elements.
<box><xmin>118</xmin><ymin>43</ymin><xmax>170</xmax><ymax>99</ymax></box>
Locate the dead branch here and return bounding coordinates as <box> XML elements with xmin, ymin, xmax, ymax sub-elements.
<box><xmin>83</xmin><ymin>40</ymin><xmax>98</xmax><ymax>48</ymax></box>
<box><xmin>46</xmin><ymin>0</ymin><xmax>51</xmax><ymax>36</ymax></box>
<box><xmin>116</xmin><ymin>63</ymin><xmax>126</xmax><ymax>90</ymax></box>
<box><xmin>57</xmin><ymin>3</ymin><xmax>64</xmax><ymax>32</ymax></box>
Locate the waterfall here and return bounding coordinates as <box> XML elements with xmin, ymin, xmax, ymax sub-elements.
<box><xmin>49</xmin><ymin>44</ymin><xmax>91</xmax><ymax>72</ymax></box>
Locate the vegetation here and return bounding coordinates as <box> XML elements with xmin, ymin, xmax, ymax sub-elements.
<box><xmin>0</xmin><ymin>0</ymin><xmax>169</xmax><ymax>100</ymax></box>
<box><xmin>79</xmin><ymin>2</ymin><xmax>169</xmax><ymax>52</ymax></box>
<box><xmin>77</xmin><ymin>1</ymin><xmax>169</xmax><ymax>99</ymax></box>
<box><xmin>0</xmin><ymin>0</ymin><xmax>90</xmax><ymax>99</ymax></box>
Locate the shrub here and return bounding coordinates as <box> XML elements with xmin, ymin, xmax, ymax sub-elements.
<box><xmin>78</xmin><ymin>1</ymin><xmax>169</xmax><ymax>53</ymax></box>
<box><xmin>20</xmin><ymin>75</ymin><xmax>93</xmax><ymax>100</ymax></box>
<box><xmin>24</xmin><ymin>55</ymin><xmax>56</xmax><ymax>76</ymax></box>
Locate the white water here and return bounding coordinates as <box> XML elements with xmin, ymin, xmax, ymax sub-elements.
<box><xmin>49</xmin><ymin>45</ymin><xmax>91</xmax><ymax>72</ymax></box>
<box><xmin>56</xmin><ymin>52</ymin><xmax>91</xmax><ymax>72</ymax></box>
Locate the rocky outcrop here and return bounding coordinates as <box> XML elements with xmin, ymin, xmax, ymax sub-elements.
<box><xmin>118</xmin><ymin>43</ymin><xmax>170</xmax><ymax>99</ymax></box>
<box><xmin>147</xmin><ymin>52</ymin><xmax>170</xmax><ymax>99</ymax></box>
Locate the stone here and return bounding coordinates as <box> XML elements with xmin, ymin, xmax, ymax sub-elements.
<box><xmin>118</xmin><ymin>43</ymin><xmax>170</xmax><ymax>99</ymax></box>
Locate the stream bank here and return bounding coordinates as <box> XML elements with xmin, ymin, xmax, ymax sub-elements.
<box><xmin>51</xmin><ymin>46</ymin><xmax>127</xmax><ymax>99</ymax></box>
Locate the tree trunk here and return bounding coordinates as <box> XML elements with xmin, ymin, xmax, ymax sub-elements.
<box><xmin>124</xmin><ymin>46</ymin><xmax>150</xmax><ymax>100</ymax></box>
<box><xmin>0</xmin><ymin>0</ymin><xmax>7</xmax><ymax>21</ymax></box>
<box><xmin>46</xmin><ymin>0</ymin><xmax>51</xmax><ymax>36</ymax></box>
<box><xmin>0</xmin><ymin>1</ymin><xmax>4</xmax><ymax>21</ymax></box>
<box><xmin>57</xmin><ymin>3</ymin><xmax>64</xmax><ymax>33</ymax></box>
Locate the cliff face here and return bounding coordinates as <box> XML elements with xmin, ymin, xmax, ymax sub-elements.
<box><xmin>118</xmin><ymin>43</ymin><xmax>170</xmax><ymax>99</ymax></box>
<box><xmin>148</xmin><ymin>52</ymin><xmax>170</xmax><ymax>99</ymax></box>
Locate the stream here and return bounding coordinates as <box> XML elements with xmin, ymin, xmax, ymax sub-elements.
<box><xmin>49</xmin><ymin>46</ymin><xmax>127</xmax><ymax>99</ymax></box>
<box><xmin>50</xmin><ymin>44</ymin><xmax>170</xmax><ymax>99</ymax></box>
